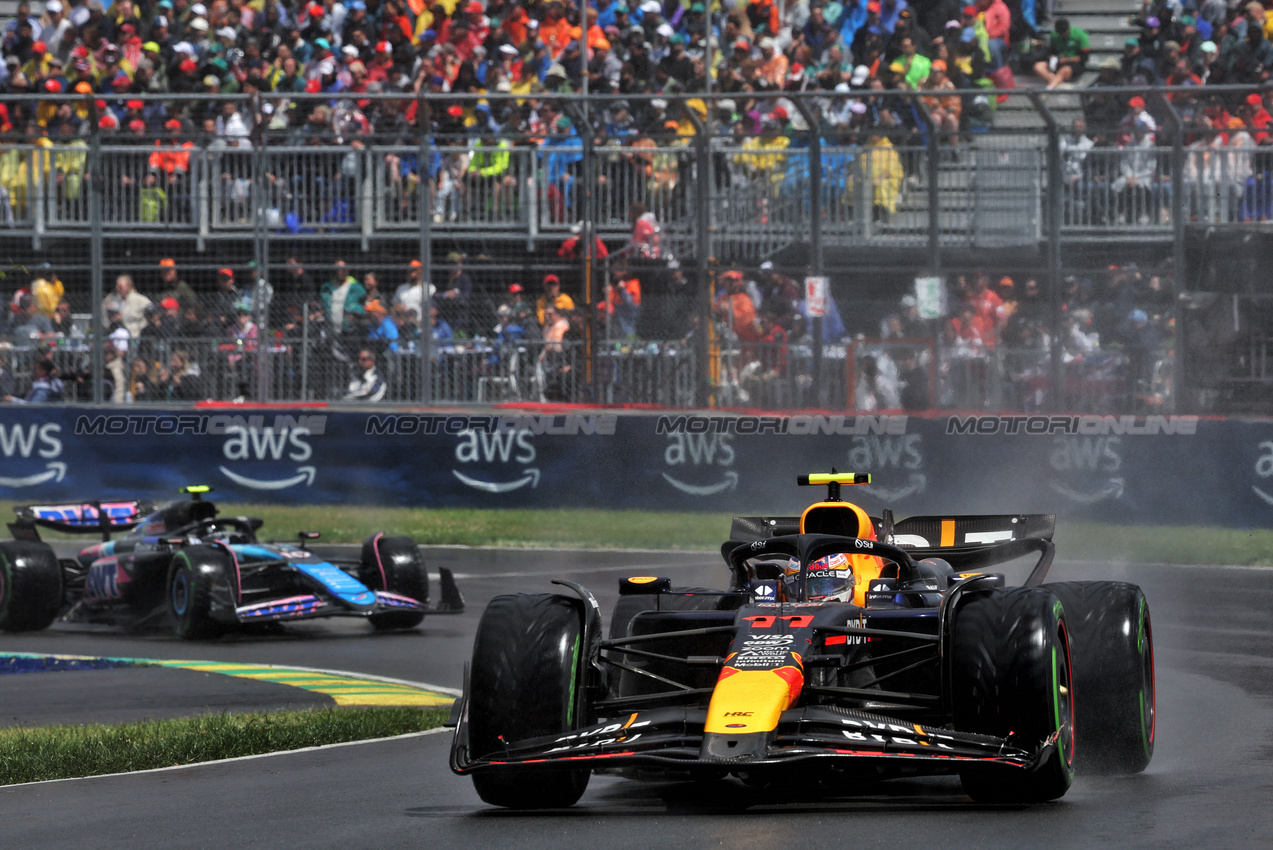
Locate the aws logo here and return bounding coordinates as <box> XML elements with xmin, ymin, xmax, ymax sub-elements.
<box><xmin>662</xmin><ymin>433</ymin><xmax>737</xmax><ymax>496</ymax></box>
<box><xmin>1048</xmin><ymin>436</ymin><xmax>1125</xmax><ymax>504</ymax></box>
<box><xmin>452</xmin><ymin>429</ymin><xmax>539</xmax><ymax>493</ymax></box>
<box><xmin>0</xmin><ymin>423</ymin><xmax>66</xmax><ymax>487</ymax></box>
<box><xmin>219</xmin><ymin>425</ymin><xmax>315</xmax><ymax>490</ymax></box>
<box><xmin>1253</xmin><ymin>441</ymin><xmax>1273</xmax><ymax>507</ymax></box>
<box><xmin>850</xmin><ymin>435</ymin><xmax>925</xmax><ymax>500</ymax></box>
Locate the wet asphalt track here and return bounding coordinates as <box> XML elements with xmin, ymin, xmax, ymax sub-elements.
<box><xmin>1</xmin><ymin>546</ymin><xmax>1272</xmax><ymax>849</ymax></box>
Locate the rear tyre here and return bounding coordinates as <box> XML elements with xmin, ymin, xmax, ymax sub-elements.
<box><xmin>468</xmin><ymin>593</ymin><xmax>590</xmax><ymax>809</ymax></box>
<box><xmin>359</xmin><ymin>534</ymin><xmax>428</xmax><ymax>631</ymax></box>
<box><xmin>0</xmin><ymin>541</ymin><xmax>62</xmax><ymax>632</ymax></box>
<box><xmin>950</xmin><ymin>587</ymin><xmax>1074</xmax><ymax>803</ymax></box>
<box><xmin>1045</xmin><ymin>581</ymin><xmax>1154</xmax><ymax>774</ymax></box>
<box><xmin>168</xmin><ymin>546</ymin><xmax>234</xmax><ymax>640</ymax></box>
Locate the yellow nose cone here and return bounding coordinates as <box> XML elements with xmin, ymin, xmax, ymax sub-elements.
<box><xmin>704</xmin><ymin>664</ymin><xmax>804</xmax><ymax>735</ymax></box>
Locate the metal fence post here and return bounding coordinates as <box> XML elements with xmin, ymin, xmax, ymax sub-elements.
<box><xmin>418</xmin><ymin>95</ymin><xmax>433</xmax><ymax>405</ymax></box>
<box><xmin>252</xmin><ymin>94</ymin><xmax>270</xmax><ymax>402</ymax></box>
<box><xmin>691</xmin><ymin>105</ymin><xmax>713</xmax><ymax>407</ymax></box>
<box><xmin>87</xmin><ymin>97</ymin><xmax>104</xmax><ymax>404</ymax></box>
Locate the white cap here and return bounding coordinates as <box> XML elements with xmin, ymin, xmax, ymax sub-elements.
<box><xmin>46</xmin><ymin>0</ymin><xmax>63</xmax><ymax>12</ymax></box>
<box><xmin>656</xmin><ymin>23</ymin><xmax>674</xmax><ymax>38</ymax></box>
<box><xmin>318</xmin><ymin>59</ymin><xmax>336</xmax><ymax>75</ymax></box>
<box><xmin>499</xmin><ymin>43</ymin><xmax>518</xmax><ymax>55</ymax></box>
<box><xmin>191</xmin><ymin>3</ymin><xmax>207</xmax><ymax>15</ymax></box>
<box><xmin>834</xmin><ymin>82</ymin><xmax>851</xmax><ymax>93</ymax></box>
<box><xmin>173</xmin><ymin>41</ymin><xmax>195</xmax><ymax>55</ymax></box>
<box><xmin>216</xmin><ymin>26</ymin><xmax>236</xmax><ymax>40</ymax></box>
<box><xmin>342</xmin><ymin>45</ymin><xmax>359</xmax><ymax>57</ymax></box>
<box><xmin>759</xmin><ymin>36</ymin><xmax>775</xmax><ymax>50</ymax></box>
<box><xmin>851</xmin><ymin>64</ymin><xmax>870</xmax><ymax>85</ymax></box>
<box><xmin>651</xmin><ymin>97</ymin><xmax>667</xmax><ymax>109</ymax></box>
<box><xmin>189</xmin><ymin>18</ymin><xmax>209</xmax><ymax>32</ymax></box>
<box><xmin>640</xmin><ymin>0</ymin><xmax>661</xmax><ymax>13</ymax></box>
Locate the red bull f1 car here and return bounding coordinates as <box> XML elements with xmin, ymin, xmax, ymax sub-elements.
<box><xmin>0</xmin><ymin>486</ymin><xmax>462</xmax><ymax>640</ymax></box>
<box><xmin>449</xmin><ymin>472</ymin><xmax>1155</xmax><ymax>807</ymax></box>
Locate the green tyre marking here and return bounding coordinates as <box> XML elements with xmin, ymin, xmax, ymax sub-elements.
<box><xmin>567</xmin><ymin>633</ymin><xmax>580</xmax><ymax>727</ymax></box>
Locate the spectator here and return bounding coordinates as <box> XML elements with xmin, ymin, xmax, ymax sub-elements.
<box><xmin>505</xmin><ymin>282</ymin><xmax>537</xmax><ymax>334</ymax></box>
<box><xmin>1032</xmin><ymin>18</ymin><xmax>1090</xmax><ymax>89</ymax></box>
<box><xmin>320</xmin><ymin>259</ymin><xmax>365</xmax><ymax>341</ymax></box>
<box><xmin>159</xmin><ymin>349</ymin><xmax>206</xmax><ymax>401</ymax></box>
<box><xmin>30</xmin><ymin>262</ymin><xmax>63</xmax><ymax>319</ymax></box>
<box><xmin>539</xmin><ymin>303</ymin><xmax>573</xmax><ymax>400</ymax></box>
<box><xmin>430</xmin><ymin>304</ymin><xmax>455</xmax><ymax>343</ymax></box>
<box><xmin>714</xmin><ymin>270</ymin><xmax>762</xmax><ymax>341</ymax></box>
<box><xmin>157</xmin><ymin>258</ymin><xmax>201</xmax><ymax>314</ymax></box>
<box><xmin>394</xmin><ymin>259</ymin><xmax>433</xmax><ymax>326</ymax></box>
<box><xmin>7</xmin><ymin>292</ymin><xmax>53</xmax><ymax>343</ymax></box>
<box><xmin>206</xmin><ymin>267</ymin><xmax>242</xmax><ymax>331</ymax></box>
<box><xmin>344</xmin><ymin>347</ymin><xmax>386</xmax><ymax>401</ymax></box>
<box><xmin>128</xmin><ymin>355</ymin><xmax>160</xmax><ymax>403</ymax></box>
<box><xmin>536</xmin><ymin>273</ymin><xmax>575</xmax><ymax>327</ymax></box>
<box><xmin>104</xmin><ymin>305</ymin><xmax>132</xmax><ymax>354</ymax></box>
<box><xmin>103</xmin><ymin>340</ymin><xmax>127</xmax><ymax>403</ymax></box>
<box><xmin>22</xmin><ymin>357</ymin><xmax>63</xmax><ymax>402</ymax></box>
<box><xmin>437</xmin><ymin>250</ymin><xmax>472</xmax><ymax>334</ymax></box>
<box><xmin>138</xmin><ymin>301</ymin><xmax>178</xmax><ymax>356</ymax></box>
<box><xmin>600</xmin><ymin>270</ymin><xmax>641</xmax><ymax>339</ymax></box>
<box><xmin>365</xmin><ymin>298</ymin><xmax>399</xmax><ymax>353</ymax></box>
<box><xmin>50</xmin><ymin>298</ymin><xmax>75</xmax><ymax>337</ymax></box>
<box><xmin>104</xmin><ymin>273</ymin><xmax>152</xmax><ymax>338</ymax></box>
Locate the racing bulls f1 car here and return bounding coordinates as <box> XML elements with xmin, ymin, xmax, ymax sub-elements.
<box><xmin>0</xmin><ymin>486</ymin><xmax>462</xmax><ymax>640</ymax></box>
<box><xmin>449</xmin><ymin>472</ymin><xmax>1155</xmax><ymax>807</ymax></box>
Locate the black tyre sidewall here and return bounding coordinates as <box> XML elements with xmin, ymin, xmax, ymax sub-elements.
<box><xmin>950</xmin><ymin>587</ymin><xmax>1075</xmax><ymax>803</ymax></box>
<box><xmin>167</xmin><ymin>546</ymin><xmax>233</xmax><ymax>640</ymax></box>
<box><xmin>0</xmin><ymin>541</ymin><xmax>62</xmax><ymax>632</ymax></box>
<box><xmin>468</xmin><ymin>593</ymin><xmax>590</xmax><ymax>808</ymax></box>
<box><xmin>360</xmin><ymin>534</ymin><xmax>428</xmax><ymax>630</ymax></box>
<box><xmin>1046</xmin><ymin>581</ymin><xmax>1154</xmax><ymax>774</ymax></box>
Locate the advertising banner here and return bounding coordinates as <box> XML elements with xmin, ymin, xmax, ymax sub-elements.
<box><xmin>0</xmin><ymin>408</ymin><xmax>1270</xmax><ymax>528</ymax></box>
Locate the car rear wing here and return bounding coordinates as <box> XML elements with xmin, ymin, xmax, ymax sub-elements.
<box><xmin>730</xmin><ymin>513</ymin><xmax>1055</xmax><ymax>547</ymax></box>
<box><xmin>9</xmin><ymin>500</ymin><xmax>154</xmax><ymax>542</ymax></box>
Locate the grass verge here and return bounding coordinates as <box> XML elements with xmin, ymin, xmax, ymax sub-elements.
<box><xmin>239</xmin><ymin>505</ymin><xmax>1273</xmax><ymax>566</ymax></box>
<box><xmin>7</xmin><ymin>501</ymin><xmax>1272</xmax><ymax>565</ymax></box>
<box><xmin>0</xmin><ymin>706</ymin><xmax>448</xmax><ymax>786</ymax></box>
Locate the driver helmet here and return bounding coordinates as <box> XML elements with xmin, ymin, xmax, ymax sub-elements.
<box><xmin>785</xmin><ymin>553</ymin><xmax>856</xmax><ymax>602</ymax></box>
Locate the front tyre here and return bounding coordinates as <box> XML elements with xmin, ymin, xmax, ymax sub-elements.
<box><xmin>359</xmin><ymin>534</ymin><xmax>428</xmax><ymax>631</ymax></box>
<box><xmin>950</xmin><ymin>587</ymin><xmax>1074</xmax><ymax>803</ymax></box>
<box><xmin>168</xmin><ymin>546</ymin><xmax>235</xmax><ymax>640</ymax></box>
<box><xmin>0</xmin><ymin>541</ymin><xmax>62</xmax><ymax>632</ymax></box>
<box><xmin>468</xmin><ymin>593</ymin><xmax>590</xmax><ymax>809</ymax></box>
<box><xmin>1046</xmin><ymin>581</ymin><xmax>1154</xmax><ymax>774</ymax></box>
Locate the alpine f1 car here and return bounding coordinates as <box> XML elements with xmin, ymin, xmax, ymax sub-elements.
<box><xmin>449</xmin><ymin>472</ymin><xmax>1154</xmax><ymax>808</ymax></box>
<box><xmin>0</xmin><ymin>486</ymin><xmax>463</xmax><ymax>640</ymax></box>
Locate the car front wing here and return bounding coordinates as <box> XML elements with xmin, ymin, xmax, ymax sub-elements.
<box><xmin>451</xmin><ymin>703</ymin><xmax>1058</xmax><ymax>778</ymax></box>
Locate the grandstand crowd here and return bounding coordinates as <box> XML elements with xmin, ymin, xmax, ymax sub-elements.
<box><xmin>0</xmin><ymin>0</ymin><xmax>1266</xmax><ymax>142</ymax></box>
